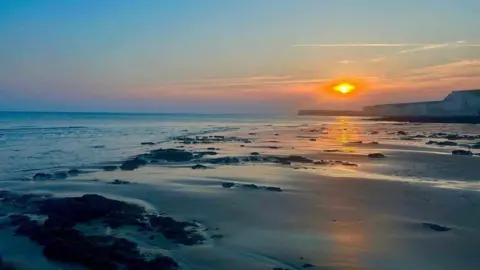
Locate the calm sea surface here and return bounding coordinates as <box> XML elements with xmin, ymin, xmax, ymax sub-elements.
<box><xmin>0</xmin><ymin>112</ymin><xmax>312</xmax><ymax>180</ymax></box>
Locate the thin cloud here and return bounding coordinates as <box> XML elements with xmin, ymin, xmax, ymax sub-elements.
<box><xmin>292</xmin><ymin>43</ymin><xmax>427</xmax><ymax>47</ymax></box>
<box><xmin>338</xmin><ymin>60</ymin><xmax>355</xmax><ymax>64</ymax></box>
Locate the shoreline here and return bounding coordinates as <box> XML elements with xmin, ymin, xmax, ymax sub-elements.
<box><xmin>1</xmin><ymin>120</ymin><xmax>480</xmax><ymax>269</ymax></box>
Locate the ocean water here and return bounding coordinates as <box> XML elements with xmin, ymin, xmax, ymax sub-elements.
<box><xmin>0</xmin><ymin>112</ymin><xmax>310</xmax><ymax>180</ymax></box>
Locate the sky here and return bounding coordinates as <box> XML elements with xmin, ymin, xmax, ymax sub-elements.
<box><xmin>1</xmin><ymin>0</ymin><xmax>480</xmax><ymax>113</ymax></box>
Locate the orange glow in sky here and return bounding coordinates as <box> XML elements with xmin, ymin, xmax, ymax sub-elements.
<box><xmin>333</xmin><ymin>83</ymin><xmax>356</xmax><ymax>94</ymax></box>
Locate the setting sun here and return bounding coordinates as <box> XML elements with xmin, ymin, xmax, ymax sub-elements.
<box><xmin>333</xmin><ymin>83</ymin><xmax>356</xmax><ymax>94</ymax></box>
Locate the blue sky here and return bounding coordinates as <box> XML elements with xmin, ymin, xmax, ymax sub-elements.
<box><xmin>1</xmin><ymin>0</ymin><xmax>480</xmax><ymax>113</ymax></box>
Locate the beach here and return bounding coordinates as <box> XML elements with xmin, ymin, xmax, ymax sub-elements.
<box><xmin>1</xmin><ymin>113</ymin><xmax>480</xmax><ymax>270</ymax></box>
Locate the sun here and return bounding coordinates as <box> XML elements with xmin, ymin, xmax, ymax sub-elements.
<box><xmin>333</xmin><ymin>83</ymin><xmax>356</xmax><ymax>94</ymax></box>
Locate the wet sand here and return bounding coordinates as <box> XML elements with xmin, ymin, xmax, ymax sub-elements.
<box><xmin>1</xmin><ymin>121</ymin><xmax>480</xmax><ymax>270</ymax></box>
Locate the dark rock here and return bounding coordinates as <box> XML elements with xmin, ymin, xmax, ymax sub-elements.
<box><xmin>242</xmin><ymin>184</ymin><xmax>259</xmax><ymax>189</ymax></box>
<box><xmin>207</xmin><ymin>157</ymin><xmax>240</xmax><ymax>164</ymax></box>
<box><xmin>195</xmin><ymin>151</ymin><xmax>218</xmax><ymax>158</ymax></box>
<box><xmin>250</xmin><ymin>152</ymin><xmax>260</xmax><ymax>156</ymax></box>
<box><xmin>309</xmin><ymin>138</ymin><xmax>316</xmax><ymax>141</ymax></box>
<box><xmin>141</xmin><ymin>142</ymin><xmax>156</xmax><ymax>146</ymax></box>
<box><xmin>422</xmin><ymin>222</ymin><xmax>452</xmax><ymax>232</ymax></box>
<box><xmin>452</xmin><ymin>150</ymin><xmax>473</xmax><ymax>156</ymax></box>
<box><xmin>111</xmin><ymin>180</ymin><xmax>131</xmax><ymax>185</ymax></box>
<box><xmin>67</xmin><ymin>169</ymin><xmax>81</xmax><ymax>176</ymax></box>
<box><xmin>397</xmin><ymin>131</ymin><xmax>408</xmax><ymax>135</ymax></box>
<box><xmin>120</xmin><ymin>157</ymin><xmax>148</xmax><ymax>171</ymax></box>
<box><xmin>268</xmin><ymin>146</ymin><xmax>281</xmax><ymax>149</ymax></box>
<box><xmin>349</xmin><ymin>141</ymin><xmax>363</xmax><ymax>144</ymax></box>
<box><xmin>369</xmin><ymin>141</ymin><xmax>380</xmax><ymax>145</ymax></box>
<box><xmin>368</xmin><ymin>153</ymin><xmax>386</xmax><ymax>158</ymax></box>
<box><xmin>146</xmin><ymin>148</ymin><xmax>194</xmax><ymax>162</ymax></box>
<box><xmin>276</xmin><ymin>159</ymin><xmax>292</xmax><ymax>165</ymax></box>
<box><xmin>102</xmin><ymin>166</ymin><xmax>118</xmax><ymax>171</ymax></box>
<box><xmin>33</xmin><ymin>173</ymin><xmax>53</xmax><ymax>181</ymax></box>
<box><xmin>426</xmin><ymin>141</ymin><xmax>458</xmax><ymax>146</ymax></box>
<box><xmin>53</xmin><ymin>172</ymin><xmax>68</xmax><ymax>179</ymax></box>
<box><xmin>280</xmin><ymin>156</ymin><xmax>314</xmax><ymax>163</ymax></box>
<box><xmin>248</xmin><ymin>133</ymin><xmax>257</xmax><ymax>135</ymax></box>
<box><xmin>302</xmin><ymin>263</ymin><xmax>315</xmax><ymax>268</ymax></box>
<box><xmin>324</xmin><ymin>149</ymin><xmax>341</xmax><ymax>153</ymax></box>
<box><xmin>38</xmin><ymin>194</ymin><xmax>145</xmax><ymax>227</ymax></box>
<box><xmin>221</xmin><ymin>182</ymin><xmax>235</xmax><ymax>188</ymax></box>
<box><xmin>240</xmin><ymin>145</ymin><xmax>245</xmax><ymax>147</ymax></box>
<box><xmin>207</xmin><ymin>147</ymin><xmax>219</xmax><ymax>150</ymax></box>
<box><xmin>191</xmin><ymin>164</ymin><xmax>208</xmax><ymax>170</ymax></box>
<box><xmin>149</xmin><ymin>216</ymin><xmax>203</xmax><ymax>245</ymax></box>
<box><xmin>265</xmin><ymin>186</ymin><xmax>282</xmax><ymax>192</ymax></box>
<box><xmin>8</xmin><ymin>214</ymin><xmax>31</xmax><ymax>226</ymax></box>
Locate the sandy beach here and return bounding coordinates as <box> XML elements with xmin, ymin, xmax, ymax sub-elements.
<box><xmin>1</xmin><ymin>118</ymin><xmax>480</xmax><ymax>270</ymax></box>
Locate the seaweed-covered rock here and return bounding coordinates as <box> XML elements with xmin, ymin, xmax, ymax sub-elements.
<box><xmin>265</xmin><ymin>186</ymin><xmax>282</xmax><ymax>192</ymax></box>
<box><xmin>111</xmin><ymin>180</ymin><xmax>131</xmax><ymax>185</ymax></box>
<box><xmin>67</xmin><ymin>169</ymin><xmax>81</xmax><ymax>176</ymax></box>
<box><xmin>149</xmin><ymin>216</ymin><xmax>203</xmax><ymax>245</ymax></box>
<box><xmin>422</xmin><ymin>222</ymin><xmax>452</xmax><ymax>232</ymax></box>
<box><xmin>278</xmin><ymin>156</ymin><xmax>314</xmax><ymax>164</ymax></box>
<box><xmin>368</xmin><ymin>153</ymin><xmax>386</xmax><ymax>158</ymax></box>
<box><xmin>250</xmin><ymin>152</ymin><xmax>260</xmax><ymax>156</ymax></box>
<box><xmin>191</xmin><ymin>164</ymin><xmax>208</xmax><ymax>170</ymax></box>
<box><xmin>120</xmin><ymin>157</ymin><xmax>148</xmax><ymax>171</ymax></box>
<box><xmin>53</xmin><ymin>172</ymin><xmax>68</xmax><ymax>179</ymax></box>
<box><xmin>146</xmin><ymin>148</ymin><xmax>194</xmax><ymax>162</ymax></box>
<box><xmin>207</xmin><ymin>157</ymin><xmax>241</xmax><ymax>164</ymax></box>
<box><xmin>221</xmin><ymin>182</ymin><xmax>235</xmax><ymax>188</ymax></box>
<box><xmin>141</xmin><ymin>142</ymin><xmax>156</xmax><ymax>146</ymax></box>
<box><xmin>452</xmin><ymin>150</ymin><xmax>473</xmax><ymax>156</ymax></box>
<box><xmin>33</xmin><ymin>173</ymin><xmax>53</xmax><ymax>181</ymax></box>
<box><xmin>242</xmin><ymin>184</ymin><xmax>260</xmax><ymax>189</ymax></box>
<box><xmin>102</xmin><ymin>166</ymin><xmax>118</xmax><ymax>171</ymax></box>
<box><xmin>38</xmin><ymin>194</ymin><xmax>144</xmax><ymax>227</ymax></box>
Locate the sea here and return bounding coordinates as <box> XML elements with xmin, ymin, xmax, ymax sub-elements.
<box><xmin>0</xmin><ymin>111</ymin><xmax>311</xmax><ymax>180</ymax></box>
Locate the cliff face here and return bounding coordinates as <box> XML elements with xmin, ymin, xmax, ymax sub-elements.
<box><xmin>363</xmin><ymin>90</ymin><xmax>480</xmax><ymax>117</ymax></box>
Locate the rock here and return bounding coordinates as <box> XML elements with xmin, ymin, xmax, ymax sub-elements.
<box><xmin>149</xmin><ymin>215</ymin><xmax>203</xmax><ymax>245</ymax></box>
<box><xmin>281</xmin><ymin>155</ymin><xmax>314</xmax><ymax>163</ymax></box>
<box><xmin>53</xmin><ymin>172</ymin><xmax>68</xmax><ymax>179</ymax></box>
<box><xmin>111</xmin><ymin>180</ymin><xmax>131</xmax><ymax>185</ymax></box>
<box><xmin>349</xmin><ymin>141</ymin><xmax>363</xmax><ymax>144</ymax></box>
<box><xmin>268</xmin><ymin>146</ymin><xmax>281</xmax><ymax>149</ymax></box>
<box><xmin>146</xmin><ymin>148</ymin><xmax>194</xmax><ymax>162</ymax></box>
<box><xmin>221</xmin><ymin>182</ymin><xmax>235</xmax><ymax>188</ymax></box>
<box><xmin>265</xmin><ymin>186</ymin><xmax>282</xmax><ymax>192</ymax></box>
<box><xmin>141</xmin><ymin>142</ymin><xmax>156</xmax><ymax>145</ymax></box>
<box><xmin>276</xmin><ymin>159</ymin><xmax>292</xmax><ymax>165</ymax></box>
<box><xmin>452</xmin><ymin>150</ymin><xmax>473</xmax><ymax>156</ymax></box>
<box><xmin>369</xmin><ymin>141</ymin><xmax>380</xmax><ymax>145</ymax></box>
<box><xmin>102</xmin><ymin>166</ymin><xmax>118</xmax><ymax>171</ymax></box>
<box><xmin>422</xmin><ymin>222</ymin><xmax>452</xmax><ymax>232</ymax></box>
<box><xmin>324</xmin><ymin>149</ymin><xmax>341</xmax><ymax>152</ymax></box>
<box><xmin>207</xmin><ymin>147</ymin><xmax>219</xmax><ymax>150</ymax></box>
<box><xmin>368</xmin><ymin>153</ymin><xmax>386</xmax><ymax>158</ymax></box>
<box><xmin>8</xmin><ymin>214</ymin><xmax>31</xmax><ymax>226</ymax></box>
<box><xmin>309</xmin><ymin>138</ymin><xmax>316</xmax><ymax>141</ymax></box>
<box><xmin>248</xmin><ymin>133</ymin><xmax>257</xmax><ymax>135</ymax></box>
<box><xmin>302</xmin><ymin>263</ymin><xmax>315</xmax><ymax>268</ymax></box>
<box><xmin>38</xmin><ymin>194</ymin><xmax>145</xmax><ymax>227</ymax></box>
<box><xmin>33</xmin><ymin>173</ymin><xmax>53</xmax><ymax>181</ymax></box>
<box><xmin>426</xmin><ymin>141</ymin><xmax>458</xmax><ymax>146</ymax></box>
<box><xmin>195</xmin><ymin>151</ymin><xmax>218</xmax><ymax>158</ymax></box>
<box><xmin>397</xmin><ymin>131</ymin><xmax>408</xmax><ymax>135</ymax></box>
<box><xmin>67</xmin><ymin>169</ymin><xmax>81</xmax><ymax>176</ymax></box>
<box><xmin>207</xmin><ymin>157</ymin><xmax>240</xmax><ymax>164</ymax></box>
<box><xmin>250</xmin><ymin>152</ymin><xmax>260</xmax><ymax>156</ymax></box>
<box><xmin>120</xmin><ymin>157</ymin><xmax>148</xmax><ymax>171</ymax></box>
<box><xmin>191</xmin><ymin>164</ymin><xmax>208</xmax><ymax>170</ymax></box>
<box><xmin>242</xmin><ymin>184</ymin><xmax>259</xmax><ymax>189</ymax></box>
<box><xmin>371</xmin><ymin>131</ymin><xmax>379</xmax><ymax>135</ymax></box>
<box><xmin>240</xmin><ymin>145</ymin><xmax>245</xmax><ymax>147</ymax></box>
